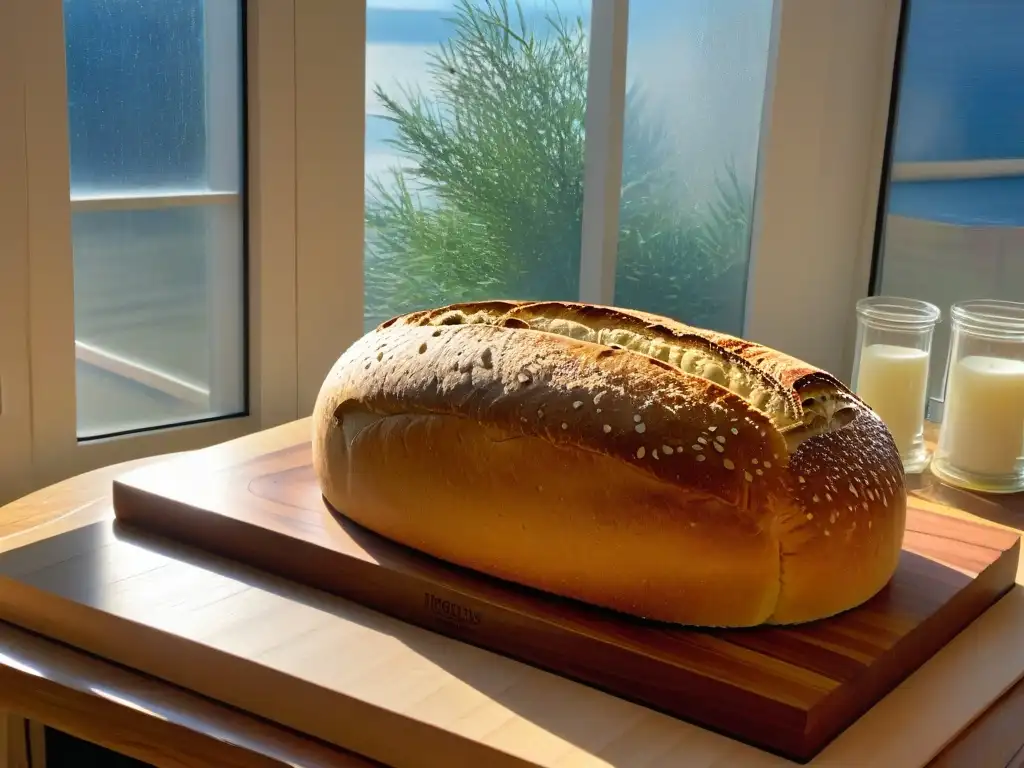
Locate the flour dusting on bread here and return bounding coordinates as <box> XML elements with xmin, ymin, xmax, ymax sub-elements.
<box><xmin>313</xmin><ymin>300</ymin><xmax>907</xmax><ymax>627</ymax></box>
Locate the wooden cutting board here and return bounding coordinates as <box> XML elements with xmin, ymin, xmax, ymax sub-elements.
<box><xmin>110</xmin><ymin>439</ymin><xmax>1020</xmax><ymax>764</ymax></box>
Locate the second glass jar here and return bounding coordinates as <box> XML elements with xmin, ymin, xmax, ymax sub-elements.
<box><xmin>852</xmin><ymin>296</ymin><xmax>941</xmax><ymax>474</ymax></box>
<box><xmin>931</xmin><ymin>300</ymin><xmax>1024</xmax><ymax>494</ymax></box>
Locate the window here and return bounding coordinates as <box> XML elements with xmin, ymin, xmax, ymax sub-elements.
<box><xmin>64</xmin><ymin>0</ymin><xmax>246</xmax><ymax>438</ymax></box>
<box><xmin>354</xmin><ymin>0</ymin><xmax>903</xmax><ymax>385</ymax></box>
<box><xmin>364</xmin><ymin>0</ymin><xmax>593</xmax><ymax>329</ymax></box>
<box><xmin>362</xmin><ymin>0</ymin><xmax>773</xmax><ymax>338</ymax></box>
<box><xmin>1</xmin><ymin>0</ymin><xmax>297</xmax><ymax>496</ymax></box>
<box><xmin>615</xmin><ymin>0</ymin><xmax>773</xmax><ymax>336</ymax></box>
<box><xmin>872</xmin><ymin>0</ymin><xmax>1024</xmax><ymax>412</ymax></box>
<box><xmin>1</xmin><ymin>0</ymin><xmax>904</xmax><ymax>501</ymax></box>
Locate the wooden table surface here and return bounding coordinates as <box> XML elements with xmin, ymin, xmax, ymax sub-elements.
<box><xmin>0</xmin><ymin>420</ymin><xmax>1022</xmax><ymax>768</ymax></box>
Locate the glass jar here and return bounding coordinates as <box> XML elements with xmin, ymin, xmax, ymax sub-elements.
<box><xmin>931</xmin><ymin>300</ymin><xmax>1024</xmax><ymax>494</ymax></box>
<box><xmin>852</xmin><ymin>296</ymin><xmax>941</xmax><ymax>474</ymax></box>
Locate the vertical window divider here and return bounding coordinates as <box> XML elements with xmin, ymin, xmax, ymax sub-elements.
<box><xmin>22</xmin><ymin>0</ymin><xmax>78</xmax><ymax>486</ymax></box>
<box><xmin>247</xmin><ymin>0</ymin><xmax>299</xmax><ymax>429</ymax></box>
<box><xmin>203</xmin><ymin>0</ymin><xmax>246</xmax><ymax>419</ymax></box>
<box><xmin>577</xmin><ymin>0</ymin><xmax>629</xmax><ymax>306</ymax></box>
<box><xmin>0</xmin><ymin>0</ymin><xmax>34</xmax><ymax>503</ymax></box>
<box><xmin>294</xmin><ymin>0</ymin><xmax>365</xmax><ymax>415</ymax></box>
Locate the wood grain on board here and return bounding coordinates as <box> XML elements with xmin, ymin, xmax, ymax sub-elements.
<box><xmin>97</xmin><ymin>432</ymin><xmax>1022</xmax><ymax>763</ymax></box>
<box><xmin>2</xmin><ymin>418</ymin><xmax>1023</xmax><ymax>768</ymax></box>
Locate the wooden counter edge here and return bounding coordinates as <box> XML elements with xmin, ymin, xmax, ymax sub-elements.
<box><xmin>1</xmin><ymin>417</ymin><xmax>1022</xmax><ymax>768</ymax></box>
<box><xmin>0</xmin><ymin>622</ymin><xmax>377</xmax><ymax>768</ymax></box>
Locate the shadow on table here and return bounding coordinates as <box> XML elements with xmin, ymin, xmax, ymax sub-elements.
<box><xmin>111</xmin><ymin>519</ymin><xmax>745</xmax><ymax>763</ymax></box>
<box><xmin>906</xmin><ymin>470</ymin><xmax>1024</xmax><ymax>532</ymax></box>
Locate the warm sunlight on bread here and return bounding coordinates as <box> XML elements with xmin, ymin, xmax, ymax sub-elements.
<box><xmin>313</xmin><ymin>300</ymin><xmax>907</xmax><ymax>627</ymax></box>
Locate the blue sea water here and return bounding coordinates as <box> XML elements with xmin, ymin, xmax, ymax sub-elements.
<box><xmin>367</xmin><ymin>2</ymin><xmax>591</xmax><ymax>45</ymax></box>
<box><xmin>888</xmin><ymin>178</ymin><xmax>1024</xmax><ymax>228</ymax></box>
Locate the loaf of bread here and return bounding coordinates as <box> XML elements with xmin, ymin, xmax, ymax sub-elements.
<box><xmin>312</xmin><ymin>300</ymin><xmax>906</xmax><ymax>627</ymax></box>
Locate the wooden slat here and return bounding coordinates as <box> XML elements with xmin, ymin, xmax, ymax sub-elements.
<box><xmin>0</xmin><ymin>714</ymin><xmax>29</xmax><ymax>768</ymax></box>
<box><xmin>0</xmin><ymin>623</ymin><xmax>375</xmax><ymax>768</ymax></box>
<box><xmin>26</xmin><ymin>723</ymin><xmax>43</xmax><ymax>768</ymax></box>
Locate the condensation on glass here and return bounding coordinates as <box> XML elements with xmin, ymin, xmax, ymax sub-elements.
<box><xmin>614</xmin><ymin>0</ymin><xmax>773</xmax><ymax>336</ymax></box>
<box><xmin>64</xmin><ymin>0</ymin><xmax>246</xmax><ymax>438</ymax></box>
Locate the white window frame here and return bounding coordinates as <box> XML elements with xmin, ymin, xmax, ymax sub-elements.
<box><xmin>16</xmin><ymin>0</ymin><xmax>299</xmax><ymax>489</ymax></box>
<box><xmin>4</xmin><ymin>0</ymin><xmax>905</xmax><ymax>496</ymax></box>
<box><xmin>891</xmin><ymin>159</ymin><xmax>1024</xmax><ymax>182</ymax></box>
<box><xmin>578</xmin><ymin>0</ymin><xmax>629</xmax><ymax>305</ymax></box>
<box><xmin>293</xmin><ymin>0</ymin><xmax>366</xmax><ymax>414</ymax></box>
<box><xmin>0</xmin><ymin>1</ymin><xmax>35</xmax><ymax>504</ymax></box>
<box><xmin>747</xmin><ymin>0</ymin><xmax>904</xmax><ymax>381</ymax></box>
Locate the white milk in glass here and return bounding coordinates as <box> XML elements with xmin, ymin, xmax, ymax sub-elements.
<box><xmin>940</xmin><ymin>355</ymin><xmax>1024</xmax><ymax>477</ymax></box>
<box><xmin>855</xmin><ymin>343</ymin><xmax>931</xmax><ymax>456</ymax></box>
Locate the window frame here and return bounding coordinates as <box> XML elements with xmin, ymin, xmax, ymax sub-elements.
<box><xmin>18</xmin><ymin>0</ymin><xmax>299</xmax><ymax>488</ymax></box>
<box><xmin>0</xmin><ymin>0</ymin><xmax>35</xmax><ymax>504</ymax></box>
<box><xmin>578</xmin><ymin>0</ymin><xmax>629</xmax><ymax>305</ymax></box>
<box><xmin>6</xmin><ymin>0</ymin><xmax>905</xmax><ymax>494</ymax></box>
<box><xmin>293</xmin><ymin>0</ymin><xmax>366</xmax><ymax>415</ymax></box>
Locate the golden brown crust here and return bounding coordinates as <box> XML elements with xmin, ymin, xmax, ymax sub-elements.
<box><xmin>611</xmin><ymin>303</ymin><xmax>842</xmax><ymax>393</ymax></box>
<box><xmin>771</xmin><ymin>406</ymin><xmax>906</xmax><ymax>623</ymax></box>
<box><xmin>314</xmin><ymin>411</ymin><xmax>781</xmax><ymax>626</ymax></box>
<box><xmin>312</xmin><ymin>300</ymin><xmax>907</xmax><ymax>626</ymax></box>
<box><xmin>396</xmin><ymin>300</ymin><xmax>805</xmax><ymax>424</ymax></box>
<box><xmin>326</xmin><ymin>321</ymin><xmax>791</xmax><ymax>517</ymax></box>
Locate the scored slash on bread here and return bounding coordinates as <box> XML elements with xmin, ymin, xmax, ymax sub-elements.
<box><xmin>313</xmin><ymin>300</ymin><xmax>907</xmax><ymax>627</ymax></box>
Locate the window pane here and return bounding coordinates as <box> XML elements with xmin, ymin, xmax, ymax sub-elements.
<box><xmin>364</xmin><ymin>0</ymin><xmax>591</xmax><ymax>330</ymax></box>
<box><xmin>73</xmin><ymin>206</ymin><xmax>223</xmax><ymax>383</ymax></box>
<box><xmin>615</xmin><ymin>0</ymin><xmax>773</xmax><ymax>336</ymax></box>
<box><xmin>64</xmin><ymin>0</ymin><xmax>246</xmax><ymax>438</ymax></box>
<box><xmin>72</xmin><ymin>204</ymin><xmax>244</xmax><ymax>438</ymax></box>
<box><xmin>65</xmin><ymin>0</ymin><xmax>208</xmax><ymax>194</ymax></box>
<box><xmin>873</xmin><ymin>0</ymin><xmax>1024</xmax><ymax>410</ymax></box>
